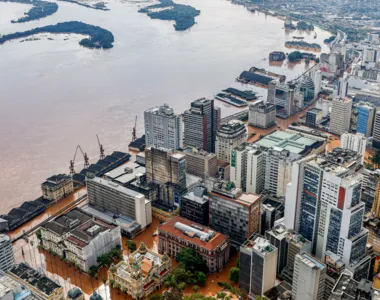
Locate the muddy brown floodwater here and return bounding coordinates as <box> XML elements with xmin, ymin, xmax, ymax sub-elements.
<box><xmin>12</xmin><ymin>216</ymin><xmax>238</xmax><ymax>299</ymax></box>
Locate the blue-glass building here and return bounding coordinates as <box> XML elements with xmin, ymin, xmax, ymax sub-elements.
<box><xmin>356</xmin><ymin>104</ymin><xmax>375</xmax><ymax>137</ymax></box>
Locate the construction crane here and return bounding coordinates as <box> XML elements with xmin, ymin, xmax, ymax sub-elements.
<box><xmin>96</xmin><ymin>134</ymin><xmax>105</xmax><ymax>160</ymax></box>
<box><xmin>132</xmin><ymin>115</ymin><xmax>137</xmax><ymax>142</ymax></box>
<box><xmin>69</xmin><ymin>145</ymin><xmax>90</xmax><ymax>175</ymax></box>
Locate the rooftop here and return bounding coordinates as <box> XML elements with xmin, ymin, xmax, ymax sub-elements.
<box><xmin>42</xmin><ymin>208</ymin><xmax>116</xmax><ymax>247</ymax></box>
<box><xmin>158</xmin><ymin>216</ymin><xmax>228</xmax><ymax>251</ymax></box>
<box><xmin>309</xmin><ymin>147</ymin><xmax>362</xmax><ymax>176</ymax></box>
<box><xmin>104</xmin><ymin>158</ymin><xmax>146</xmax><ymax>185</ymax></box>
<box><xmin>145</xmin><ymin>104</ymin><xmax>179</xmax><ymax>118</ymax></box>
<box><xmin>299</xmin><ymin>253</ymin><xmax>325</xmax><ymax>270</ymax></box>
<box><xmin>87</xmin><ymin>176</ymin><xmax>143</xmax><ymax>198</ymax></box>
<box><xmin>9</xmin><ymin>263</ymin><xmax>61</xmax><ymax>296</ymax></box>
<box><xmin>183</xmin><ymin>147</ymin><xmax>217</xmax><ymax>158</ymax></box>
<box><xmin>41</xmin><ymin>174</ymin><xmax>71</xmax><ymax>188</ymax></box>
<box><xmin>242</xmin><ymin>236</ymin><xmax>276</xmax><ymax>255</ymax></box>
<box><xmin>255</xmin><ymin>130</ymin><xmax>323</xmax><ymax>154</ymax></box>
<box><xmin>182</xmin><ymin>186</ymin><xmax>209</xmax><ymax>205</ymax></box>
<box><xmin>307</xmin><ymin>108</ymin><xmax>322</xmax><ymax>114</ymax></box>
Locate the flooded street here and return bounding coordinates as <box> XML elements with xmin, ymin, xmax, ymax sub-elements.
<box><xmin>12</xmin><ymin>216</ymin><xmax>237</xmax><ymax>299</ymax></box>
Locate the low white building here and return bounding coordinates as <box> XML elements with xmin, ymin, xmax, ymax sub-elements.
<box><xmin>40</xmin><ymin>208</ymin><xmax>122</xmax><ymax>271</ymax></box>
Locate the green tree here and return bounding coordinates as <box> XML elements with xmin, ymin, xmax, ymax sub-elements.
<box><xmin>236</xmin><ymin>257</ymin><xmax>240</xmax><ymax>268</ymax></box>
<box><xmin>193</xmin><ymin>285</ymin><xmax>199</xmax><ymax>292</ymax></box>
<box><xmin>101</xmin><ymin>276</ymin><xmax>107</xmax><ymax>284</ymax></box>
<box><xmin>163</xmin><ymin>289</ymin><xmax>183</xmax><ymax>300</ymax></box>
<box><xmin>178</xmin><ymin>282</ymin><xmax>187</xmax><ymax>291</ymax></box>
<box><xmin>125</xmin><ymin>240</ymin><xmax>137</xmax><ymax>253</ymax></box>
<box><xmin>109</xmin><ymin>279</ymin><xmax>114</xmax><ymax>287</ymax></box>
<box><xmin>217</xmin><ymin>292</ymin><xmax>227</xmax><ymax>299</ymax></box>
<box><xmin>35</xmin><ymin>229</ymin><xmax>42</xmax><ymax>241</ymax></box>
<box><xmin>176</xmin><ymin>247</ymin><xmax>207</xmax><ymax>273</ymax></box>
<box><xmin>372</xmin><ymin>151</ymin><xmax>380</xmax><ymax>168</ymax></box>
<box><xmin>150</xmin><ymin>295</ymin><xmax>164</xmax><ymax>300</ymax></box>
<box><xmin>111</xmin><ymin>249</ymin><xmax>121</xmax><ymax>259</ymax></box>
<box><xmin>184</xmin><ymin>293</ymin><xmax>216</xmax><ymax>300</ymax></box>
<box><xmin>228</xmin><ymin>267</ymin><xmax>239</xmax><ymax>283</ymax></box>
<box><xmin>197</xmin><ymin>272</ymin><xmax>206</xmax><ymax>286</ymax></box>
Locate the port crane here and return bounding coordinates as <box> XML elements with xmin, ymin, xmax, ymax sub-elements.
<box><xmin>69</xmin><ymin>145</ymin><xmax>90</xmax><ymax>175</ymax></box>
<box><xmin>132</xmin><ymin>115</ymin><xmax>137</xmax><ymax>142</ymax></box>
<box><xmin>96</xmin><ymin>134</ymin><xmax>105</xmax><ymax>160</ymax></box>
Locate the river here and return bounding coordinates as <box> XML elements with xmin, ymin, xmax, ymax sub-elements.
<box><xmin>0</xmin><ymin>0</ymin><xmax>331</xmax><ymax>213</ymax></box>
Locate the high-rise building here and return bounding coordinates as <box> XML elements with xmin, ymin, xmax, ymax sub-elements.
<box><xmin>372</xmin><ymin>112</ymin><xmax>380</xmax><ymax>149</ymax></box>
<box><xmin>180</xmin><ymin>186</ymin><xmax>209</xmax><ymax>226</ymax></box>
<box><xmin>265</xmin><ymin>225</ymin><xmax>289</xmax><ymax>275</ymax></box>
<box><xmin>281</xmin><ymin>233</ymin><xmax>311</xmax><ymax>284</ymax></box>
<box><xmin>340</xmin><ymin>133</ymin><xmax>366</xmax><ymax>164</ymax></box>
<box><xmin>246</xmin><ymin>145</ymin><xmax>266</xmax><ymax>195</ymax></box>
<box><xmin>248</xmin><ymin>101</ymin><xmax>276</xmax><ymax>129</ymax></box>
<box><xmin>292</xmin><ymin>253</ymin><xmax>326</xmax><ymax>300</ymax></box>
<box><xmin>230</xmin><ymin>142</ymin><xmax>249</xmax><ymax>192</ymax></box>
<box><xmin>239</xmin><ymin>236</ymin><xmax>277</xmax><ymax>297</ymax></box>
<box><xmin>86</xmin><ymin>176</ymin><xmax>152</xmax><ymax>230</ymax></box>
<box><xmin>314</xmin><ymin>70</ymin><xmax>322</xmax><ymax>99</ymax></box>
<box><xmin>267</xmin><ymin>80</ymin><xmax>298</xmax><ymax>117</ymax></box>
<box><xmin>306</xmin><ymin>108</ymin><xmax>323</xmax><ymax>128</ymax></box>
<box><xmin>362</xmin><ymin>169</ymin><xmax>380</xmax><ymax>212</ymax></box>
<box><xmin>183</xmin><ymin>98</ymin><xmax>220</xmax><ymax>153</ymax></box>
<box><xmin>329</xmin><ymin>97</ymin><xmax>352</xmax><ymax>135</ymax></box>
<box><xmin>0</xmin><ymin>235</ymin><xmax>14</xmax><ymax>272</ymax></box>
<box><xmin>209</xmin><ymin>183</ymin><xmax>261</xmax><ymax>249</ymax></box>
<box><xmin>356</xmin><ymin>102</ymin><xmax>375</xmax><ymax>137</ymax></box>
<box><xmin>285</xmin><ymin>148</ymin><xmax>371</xmax><ymax>281</ymax></box>
<box><xmin>144</xmin><ymin>104</ymin><xmax>182</xmax><ymax>149</ymax></box>
<box><xmin>182</xmin><ymin>148</ymin><xmax>217</xmax><ymax>178</ymax></box>
<box><xmin>215</xmin><ymin>120</ymin><xmax>247</xmax><ymax>163</ymax></box>
<box><xmin>145</xmin><ymin>147</ymin><xmax>186</xmax><ymax>190</ymax></box>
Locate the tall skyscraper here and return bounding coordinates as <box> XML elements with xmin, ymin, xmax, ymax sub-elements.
<box><xmin>314</xmin><ymin>70</ymin><xmax>322</xmax><ymax>99</ymax></box>
<box><xmin>239</xmin><ymin>236</ymin><xmax>277</xmax><ymax>297</ymax></box>
<box><xmin>265</xmin><ymin>225</ymin><xmax>289</xmax><ymax>275</ymax></box>
<box><xmin>183</xmin><ymin>98</ymin><xmax>220</xmax><ymax>153</ymax></box>
<box><xmin>285</xmin><ymin>148</ymin><xmax>371</xmax><ymax>281</ymax></box>
<box><xmin>292</xmin><ymin>253</ymin><xmax>326</xmax><ymax>300</ymax></box>
<box><xmin>356</xmin><ymin>102</ymin><xmax>375</xmax><ymax>137</ymax></box>
<box><xmin>373</xmin><ymin>112</ymin><xmax>380</xmax><ymax>149</ymax></box>
<box><xmin>216</xmin><ymin>120</ymin><xmax>247</xmax><ymax>163</ymax></box>
<box><xmin>144</xmin><ymin>104</ymin><xmax>182</xmax><ymax>149</ymax></box>
<box><xmin>329</xmin><ymin>97</ymin><xmax>352</xmax><ymax>135</ymax></box>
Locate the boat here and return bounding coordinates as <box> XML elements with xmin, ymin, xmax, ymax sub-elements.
<box><xmin>314</xmin><ymin>32</ymin><xmax>317</xmax><ymax>39</ymax></box>
<box><xmin>292</xmin><ymin>36</ymin><xmax>304</xmax><ymax>40</ymax></box>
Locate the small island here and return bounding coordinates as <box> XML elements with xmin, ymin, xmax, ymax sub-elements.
<box><xmin>296</xmin><ymin>21</ymin><xmax>314</xmax><ymax>31</ymax></box>
<box><xmin>269</xmin><ymin>51</ymin><xmax>286</xmax><ymax>62</ymax></box>
<box><xmin>287</xmin><ymin>51</ymin><xmax>317</xmax><ymax>62</ymax></box>
<box><xmin>285</xmin><ymin>41</ymin><xmax>321</xmax><ymax>51</ymax></box>
<box><xmin>138</xmin><ymin>0</ymin><xmax>200</xmax><ymax>31</ymax></box>
<box><xmin>56</xmin><ymin>0</ymin><xmax>109</xmax><ymax>11</ymax></box>
<box><xmin>0</xmin><ymin>0</ymin><xmax>58</xmax><ymax>23</ymax></box>
<box><xmin>324</xmin><ymin>36</ymin><xmax>336</xmax><ymax>44</ymax></box>
<box><xmin>0</xmin><ymin>21</ymin><xmax>115</xmax><ymax>49</ymax></box>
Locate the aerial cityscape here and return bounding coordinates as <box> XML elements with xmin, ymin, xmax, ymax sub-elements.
<box><xmin>2</xmin><ymin>0</ymin><xmax>380</xmax><ymax>299</ymax></box>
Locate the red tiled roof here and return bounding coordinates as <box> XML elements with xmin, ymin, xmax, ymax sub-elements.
<box><xmin>143</xmin><ymin>280</ymin><xmax>155</xmax><ymax>290</ymax></box>
<box><xmin>158</xmin><ymin>216</ymin><xmax>228</xmax><ymax>251</ymax></box>
<box><xmin>67</xmin><ymin>235</ymin><xmax>87</xmax><ymax>248</ymax></box>
<box><xmin>159</xmin><ymin>269</ymin><xmax>168</xmax><ymax>276</ymax></box>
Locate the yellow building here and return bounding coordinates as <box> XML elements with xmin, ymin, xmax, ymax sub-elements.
<box><xmin>108</xmin><ymin>242</ymin><xmax>171</xmax><ymax>299</ymax></box>
<box><xmin>41</xmin><ymin>174</ymin><xmax>74</xmax><ymax>201</ymax></box>
<box><xmin>151</xmin><ymin>205</ymin><xmax>179</xmax><ymax>222</ymax></box>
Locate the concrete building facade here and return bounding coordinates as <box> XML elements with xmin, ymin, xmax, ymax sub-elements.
<box><xmin>329</xmin><ymin>97</ymin><xmax>352</xmax><ymax>135</ymax></box>
<box><xmin>41</xmin><ymin>174</ymin><xmax>74</xmax><ymax>201</ymax></box>
<box><xmin>0</xmin><ymin>235</ymin><xmax>14</xmax><ymax>272</ymax></box>
<box><xmin>215</xmin><ymin>120</ymin><xmax>247</xmax><ymax>163</ymax></box>
<box><xmin>144</xmin><ymin>104</ymin><xmax>182</xmax><ymax>150</ymax></box>
<box><xmin>183</xmin><ymin>98</ymin><xmax>220</xmax><ymax>153</ymax></box>
<box><xmin>239</xmin><ymin>236</ymin><xmax>277</xmax><ymax>297</ymax></box>
<box><xmin>182</xmin><ymin>148</ymin><xmax>217</xmax><ymax>178</ymax></box>
<box><xmin>248</xmin><ymin>101</ymin><xmax>276</xmax><ymax>129</ymax></box>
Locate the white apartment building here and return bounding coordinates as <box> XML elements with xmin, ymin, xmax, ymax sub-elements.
<box><xmin>340</xmin><ymin>133</ymin><xmax>366</xmax><ymax>164</ymax></box>
<box><xmin>329</xmin><ymin>97</ymin><xmax>352</xmax><ymax>135</ymax></box>
<box><xmin>246</xmin><ymin>146</ymin><xmax>266</xmax><ymax>194</ymax></box>
<box><xmin>144</xmin><ymin>104</ymin><xmax>182</xmax><ymax>150</ymax></box>
<box><xmin>216</xmin><ymin>120</ymin><xmax>247</xmax><ymax>163</ymax></box>
<box><xmin>292</xmin><ymin>253</ymin><xmax>326</xmax><ymax>300</ymax></box>
<box><xmin>0</xmin><ymin>235</ymin><xmax>14</xmax><ymax>272</ymax></box>
<box><xmin>40</xmin><ymin>208</ymin><xmax>122</xmax><ymax>271</ymax></box>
